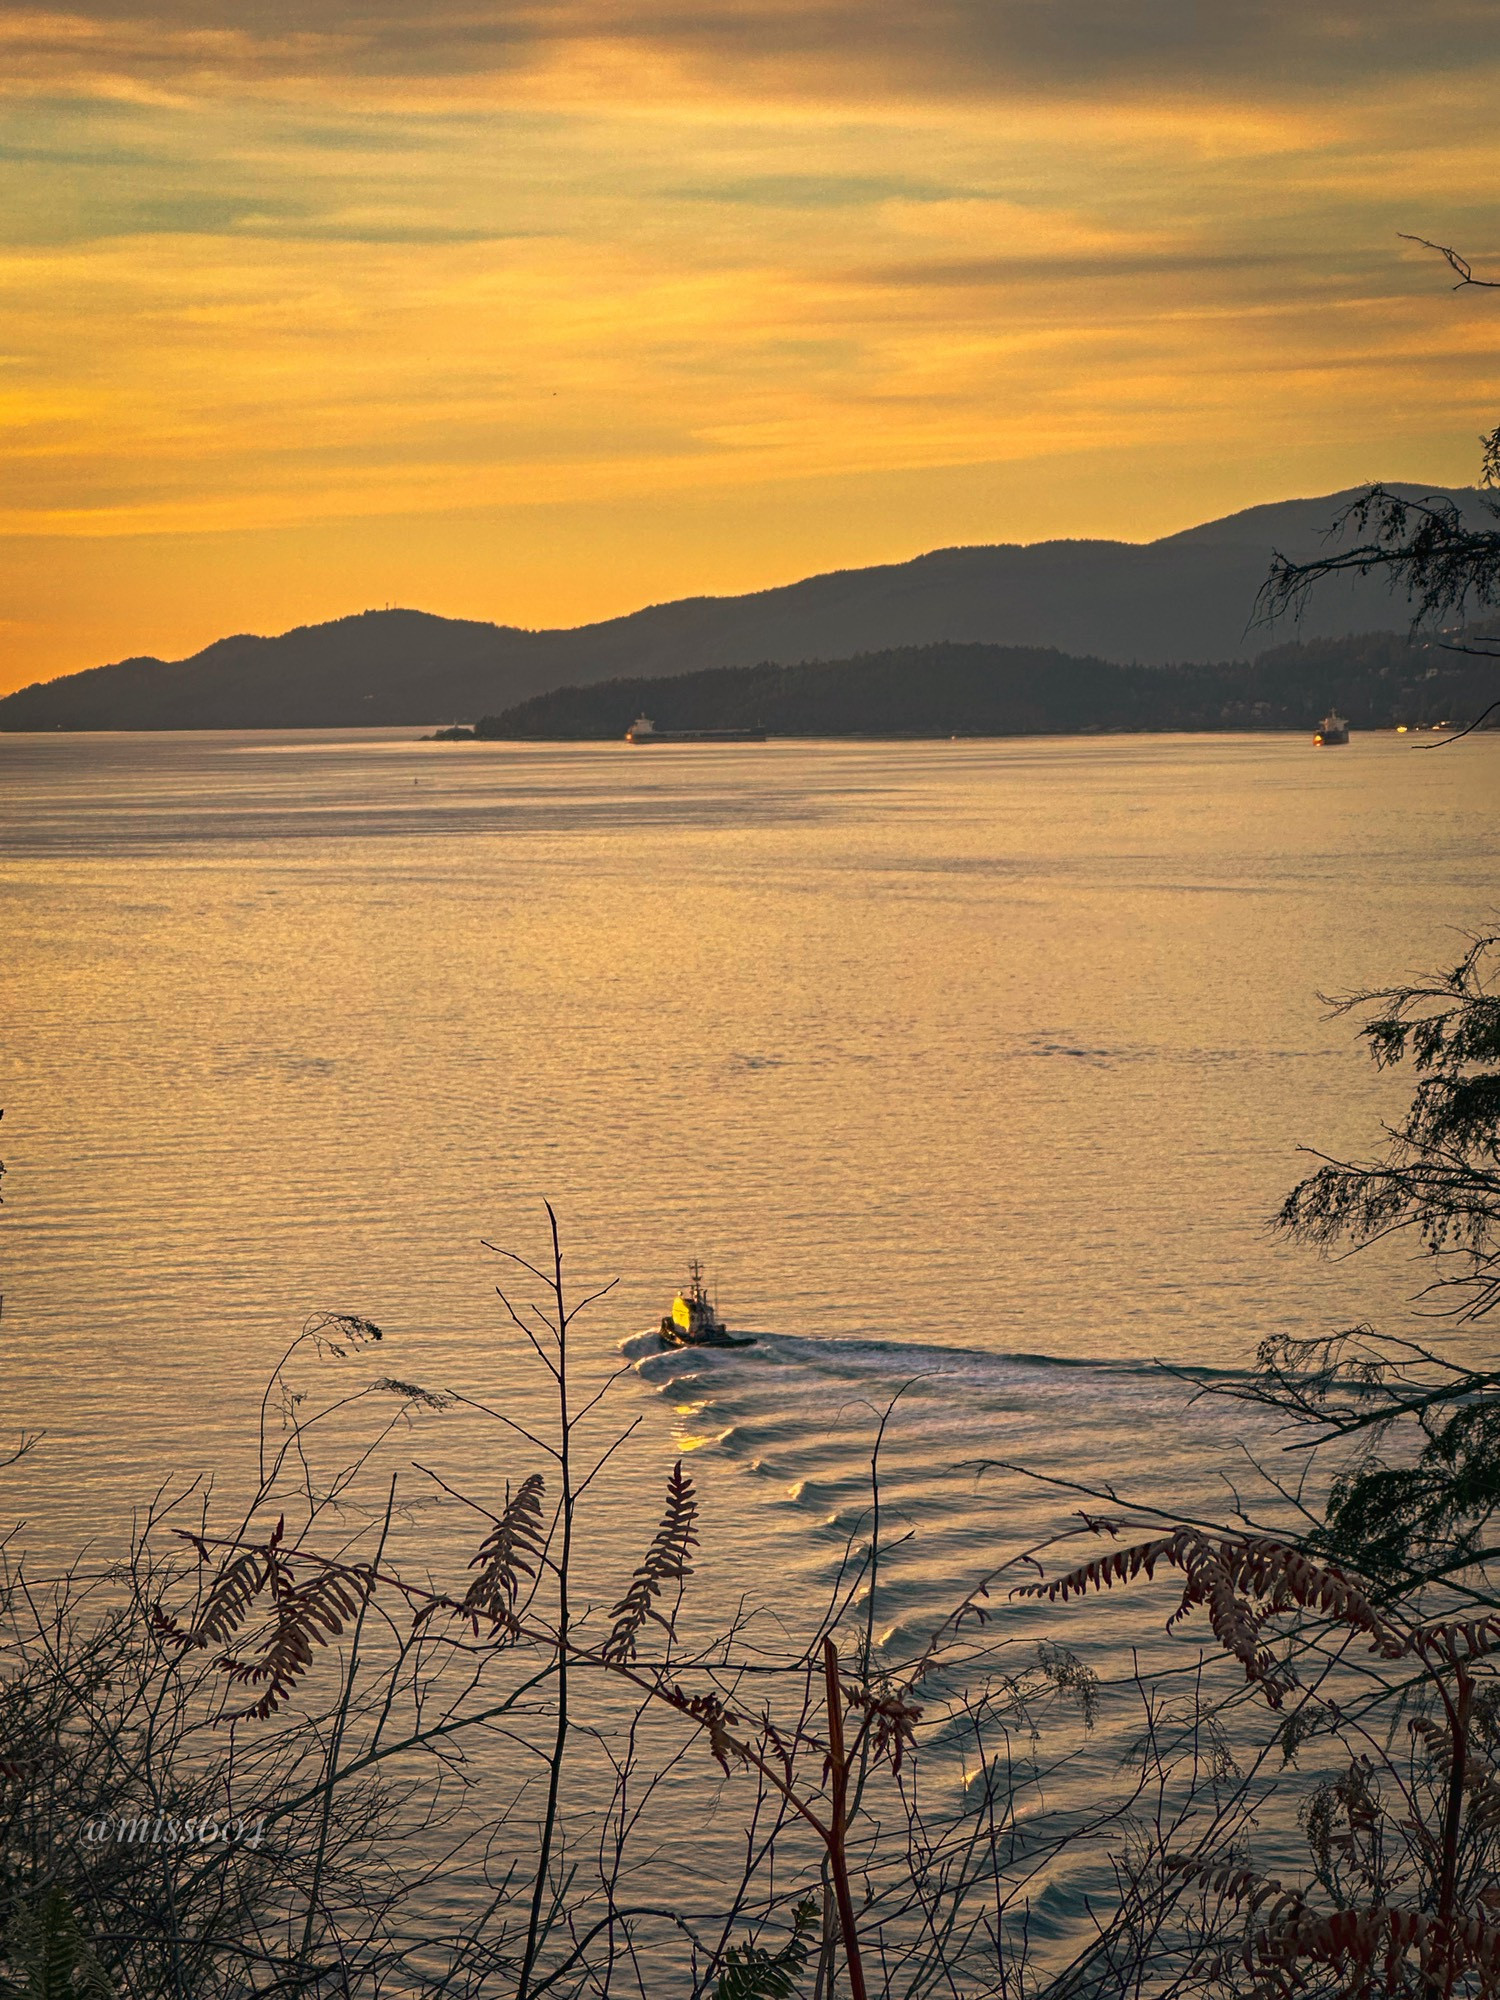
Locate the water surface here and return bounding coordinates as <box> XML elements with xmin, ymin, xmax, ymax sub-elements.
<box><xmin>4</xmin><ymin>728</ymin><xmax>1496</xmax><ymax>1930</ymax></box>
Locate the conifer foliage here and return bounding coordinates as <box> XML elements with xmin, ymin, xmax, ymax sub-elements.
<box><xmin>1020</xmin><ymin>915</ymin><xmax>1500</xmax><ymax>1996</ymax></box>
<box><xmin>1278</xmin><ymin>930</ymin><xmax>1500</xmax><ymax>1309</ymax></box>
<box><xmin>1266</xmin><ymin>929</ymin><xmax>1500</xmax><ymax>1595</ymax></box>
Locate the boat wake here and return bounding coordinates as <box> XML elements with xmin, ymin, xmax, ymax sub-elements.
<box><xmin>620</xmin><ymin>1324</ymin><xmax>1280</xmax><ymax>1658</ymax></box>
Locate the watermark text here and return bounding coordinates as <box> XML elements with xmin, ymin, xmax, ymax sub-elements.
<box><xmin>83</xmin><ymin>1812</ymin><xmax>265</xmax><ymax>1849</ymax></box>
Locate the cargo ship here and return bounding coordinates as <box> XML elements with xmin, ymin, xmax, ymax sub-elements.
<box><xmin>626</xmin><ymin>715</ymin><xmax>766</xmax><ymax>744</ymax></box>
<box><xmin>658</xmin><ymin>1262</ymin><xmax>754</xmax><ymax>1348</ymax></box>
<box><xmin>1313</xmin><ymin>711</ymin><xmax>1350</xmax><ymax>746</ymax></box>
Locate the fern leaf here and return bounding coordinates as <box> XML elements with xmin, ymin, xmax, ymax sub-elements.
<box><xmin>409</xmin><ymin>1472</ymin><xmax>547</xmax><ymax>1639</ymax></box>
<box><xmin>713</xmin><ymin>1899</ymin><xmax>819</xmax><ymax>2000</ymax></box>
<box><xmin>217</xmin><ymin>1557</ymin><xmax>373</xmax><ymax>1722</ymax></box>
<box><xmin>1167</xmin><ymin>1854</ymin><xmax>1500</xmax><ymax>1987</ymax></box>
<box><xmin>604</xmin><ymin>1461</ymin><xmax>699</xmax><ymax>1663</ymax></box>
<box><xmin>1016</xmin><ymin>1530</ymin><xmax>1403</xmax><ymax>1707</ymax></box>
<box><xmin>459</xmin><ymin>1472</ymin><xmax>546</xmax><ymax>1636</ymax></box>
<box><xmin>2</xmin><ymin>1886</ymin><xmax>115</xmax><ymax>1999</ymax></box>
<box><xmin>153</xmin><ymin>1543</ymin><xmax>270</xmax><ymax>1652</ymax></box>
<box><xmin>1411</xmin><ymin>1611</ymin><xmax>1500</xmax><ymax>1661</ymax></box>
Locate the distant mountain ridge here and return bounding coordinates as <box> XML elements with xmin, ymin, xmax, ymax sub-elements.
<box><xmin>0</xmin><ymin>485</ymin><xmax>1486</xmax><ymax>730</ymax></box>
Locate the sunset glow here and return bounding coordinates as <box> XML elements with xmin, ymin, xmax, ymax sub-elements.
<box><xmin>3</xmin><ymin>1</ymin><xmax>1498</xmax><ymax>687</ymax></box>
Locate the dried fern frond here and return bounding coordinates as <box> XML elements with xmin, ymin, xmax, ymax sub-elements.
<box><xmin>151</xmin><ymin>1550</ymin><xmax>267</xmax><ymax>1652</ymax></box>
<box><xmin>458</xmin><ymin>1472</ymin><xmax>546</xmax><ymax>1637</ymax></box>
<box><xmin>1014</xmin><ymin>1530</ymin><xmax>1403</xmax><ymax>1707</ymax></box>
<box><xmin>217</xmin><ymin>1557</ymin><xmax>373</xmax><ymax>1722</ymax></box>
<box><xmin>1409</xmin><ymin>1611</ymin><xmax>1500</xmax><ymax>1662</ymax></box>
<box><xmin>410</xmin><ymin>1472</ymin><xmax>547</xmax><ymax>1640</ymax></box>
<box><xmin>153</xmin><ymin>1521</ymin><xmax>285</xmax><ymax>1650</ymax></box>
<box><xmin>603</xmin><ymin>1461</ymin><xmax>699</xmax><ymax>1664</ymax></box>
<box><xmin>1168</xmin><ymin>1854</ymin><xmax>1500</xmax><ymax>1992</ymax></box>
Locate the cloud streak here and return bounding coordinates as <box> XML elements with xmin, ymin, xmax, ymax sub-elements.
<box><xmin>1</xmin><ymin>1</ymin><xmax>1498</xmax><ymax>687</ymax></box>
<box><xmin>3</xmin><ymin>0</ymin><xmax>1497</xmax><ymax>101</ymax></box>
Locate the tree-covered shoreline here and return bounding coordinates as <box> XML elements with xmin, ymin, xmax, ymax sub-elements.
<box><xmin>471</xmin><ymin>629</ymin><xmax>1497</xmax><ymax>741</ymax></box>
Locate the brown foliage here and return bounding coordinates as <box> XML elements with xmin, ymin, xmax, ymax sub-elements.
<box><xmin>153</xmin><ymin>1516</ymin><xmax>377</xmax><ymax>1720</ymax></box>
<box><xmin>1026</xmin><ymin>1521</ymin><xmax>1500</xmax><ymax>1993</ymax></box>
<box><xmin>1169</xmin><ymin>1855</ymin><xmax>1500</xmax><ymax>1996</ymax></box>
<box><xmin>414</xmin><ymin>1471</ymin><xmax>547</xmax><ymax>1639</ymax></box>
<box><xmin>603</xmin><ymin>1460</ymin><xmax>699</xmax><ymax>1664</ymax></box>
<box><xmin>654</xmin><ymin>1682</ymin><xmax>750</xmax><ymax>1777</ymax></box>
<box><xmin>838</xmin><ymin>1682</ymin><xmax>923</xmax><ymax>1775</ymax></box>
<box><xmin>1013</xmin><ymin>1529</ymin><xmax>1404</xmax><ymax>1708</ymax></box>
<box><xmin>152</xmin><ymin>1535</ymin><xmax>274</xmax><ymax>1652</ymax></box>
<box><xmin>217</xmin><ymin>1556</ymin><xmax>374</xmax><ymax>1721</ymax></box>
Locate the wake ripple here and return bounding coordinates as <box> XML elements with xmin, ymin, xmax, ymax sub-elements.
<box><xmin>622</xmin><ymin>1326</ymin><xmax>1281</xmax><ymax>1653</ymax></box>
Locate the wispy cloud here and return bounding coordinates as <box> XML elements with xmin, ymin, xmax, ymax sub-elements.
<box><xmin>5</xmin><ymin>0</ymin><xmax>1496</xmax><ymax>97</ymax></box>
<box><xmin>0</xmin><ymin>2</ymin><xmax>1498</xmax><ymax>685</ymax></box>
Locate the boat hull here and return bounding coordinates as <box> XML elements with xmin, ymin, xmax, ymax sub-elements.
<box><xmin>657</xmin><ymin>1317</ymin><xmax>755</xmax><ymax>1349</ymax></box>
<box><xmin>626</xmin><ymin>729</ymin><xmax>766</xmax><ymax>743</ymax></box>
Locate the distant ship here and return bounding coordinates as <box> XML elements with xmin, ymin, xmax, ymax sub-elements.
<box><xmin>658</xmin><ymin>1261</ymin><xmax>754</xmax><ymax>1348</ymax></box>
<box><xmin>1313</xmin><ymin>711</ymin><xmax>1350</xmax><ymax>746</ymax></box>
<box><xmin>626</xmin><ymin>715</ymin><xmax>766</xmax><ymax>744</ymax></box>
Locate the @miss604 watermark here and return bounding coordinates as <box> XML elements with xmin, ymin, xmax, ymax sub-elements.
<box><xmin>83</xmin><ymin>1812</ymin><xmax>266</xmax><ymax>1849</ymax></box>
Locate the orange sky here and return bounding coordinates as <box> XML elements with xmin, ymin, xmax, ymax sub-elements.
<box><xmin>2</xmin><ymin>1</ymin><xmax>1499</xmax><ymax>692</ymax></box>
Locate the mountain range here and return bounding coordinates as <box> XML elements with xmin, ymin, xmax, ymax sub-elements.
<box><xmin>0</xmin><ymin>485</ymin><xmax>1484</xmax><ymax>731</ymax></box>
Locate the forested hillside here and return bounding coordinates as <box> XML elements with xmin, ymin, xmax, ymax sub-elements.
<box><xmin>475</xmin><ymin>629</ymin><xmax>1494</xmax><ymax>739</ymax></box>
<box><xmin>3</xmin><ymin>485</ymin><xmax>1488</xmax><ymax>729</ymax></box>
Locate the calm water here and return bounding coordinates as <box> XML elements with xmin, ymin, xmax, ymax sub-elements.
<box><xmin>4</xmin><ymin>727</ymin><xmax>1497</xmax><ymax>1960</ymax></box>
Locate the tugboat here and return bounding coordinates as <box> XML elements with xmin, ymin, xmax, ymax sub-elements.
<box><xmin>1313</xmin><ymin>711</ymin><xmax>1350</xmax><ymax>746</ymax></box>
<box><xmin>658</xmin><ymin>1262</ymin><xmax>755</xmax><ymax>1348</ymax></box>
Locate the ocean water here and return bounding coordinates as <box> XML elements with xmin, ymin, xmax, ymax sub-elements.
<box><xmin>4</xmin><ymin>726</ymin><xmax>1497</xmax><ymax>1970</ymax></box>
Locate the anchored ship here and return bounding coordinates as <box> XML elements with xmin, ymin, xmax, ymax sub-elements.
<box><xmin>658</xmin><ymin>1261</ymin><xmax>754</xmax><ymax>1348</ymax></box>
<box><xmin>626</xmin><ymin>715</ymin><xmax>766</xmax><ymax>744</ymax></box>
<box><xmin>1313</xmin><ymin>711</ymin><xmax>1350</xmax><ymax>746</ymax></box>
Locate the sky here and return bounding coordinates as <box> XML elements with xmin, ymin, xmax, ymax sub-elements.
<box><xmin>2</xmin><ymin>0</ymin><xmax>1499</xmax><ymax>691</ymax></box>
